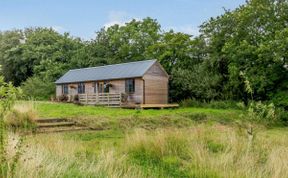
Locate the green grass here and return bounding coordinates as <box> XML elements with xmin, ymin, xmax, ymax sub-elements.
<box><xmin>9</xmin><ymin>101</ymin><xmax>288</xmax><ymax>178</ymax></box>
<box><xmin>34</xmin><ymin>101</ymin><xmax>242</xmax><ymax>119</ymax></box>
<box><xmin>31</xmin><ymin>101</ymin><xmax>245</xmax><ymax>131</ymax></box>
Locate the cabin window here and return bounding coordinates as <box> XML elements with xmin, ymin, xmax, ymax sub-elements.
<box><xmin>78</xmin><ymin>83</ymin><xmax>85</xmax><ymax>94</ymax></box>
<box><xmin>125</xmin><ymin>79</ymin><xmax>135</xmax><ymax>93</ymax></box>
<box><xmin>93</xmin><ymin>82</ymin><xmax>97</xmax><ymax>93</ymax></box>
<box><xmin>62</xmin><ymin>84</ymin><xmax>68</xmax><ymax>94</ymax></box>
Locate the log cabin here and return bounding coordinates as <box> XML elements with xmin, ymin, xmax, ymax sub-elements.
<box><xmin>55</xmin><ymin>60</ymin><xmax>170</xmax><ymax>107</ymax></box>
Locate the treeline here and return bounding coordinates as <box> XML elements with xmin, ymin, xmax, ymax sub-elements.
<box><xmin>0</xmin><ymin>0</ymin><xmax>287</xmax><ymax>110</ymax></box>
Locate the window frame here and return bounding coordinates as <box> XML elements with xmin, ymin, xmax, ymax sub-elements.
<box><xmin>78</xmin><ymin>83</ymin><xmax>85</xmax><ymax>94</ymax></box>
<box><xmin>62</xmin><ymin>84</ymin><xmax>68</xmax><ymax>94</ymax></box>
<box><xmin>125</xmin><ymin>79</ymin><xmax>135</xmax><ymax>94</ymax></box>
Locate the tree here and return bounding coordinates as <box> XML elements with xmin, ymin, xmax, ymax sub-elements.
<box><xmin>91</xmin><ymin>17</ymin><xmax>161</xmax><ymax>64</ymax></box>
<box><xmin>200</xmin><ymin>0</ymin><xmax>288</xmax><ymax>102</ymax></box>
<box><xmin>0</xmin><ymin>30</ymin><xmax>25</xmax><ymax>86</ymax></box>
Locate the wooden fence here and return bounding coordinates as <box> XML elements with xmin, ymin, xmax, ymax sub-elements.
<box><xmin>78</xmin><ymin>93</ymin><xmax>121</xmax><ymax>106</ymax></box>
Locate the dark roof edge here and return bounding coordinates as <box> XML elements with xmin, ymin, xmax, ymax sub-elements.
<box><xmin>54</xmin><ymin>59</ymin><xmax>158</xmax><ymax>84</ymax></box>
<box><xmin>68</xmin><ymin>59</ymin><xmax>157</xmax><ymax>72</ymax></box>
<box><xmin>55</xmin><ymin>75</ymin><xmax>144</xmax><ymax>84</ymax></box>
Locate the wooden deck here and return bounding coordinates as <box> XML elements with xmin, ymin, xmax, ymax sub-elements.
<box><xmin>122</xmin><ymin>104</ymin><xmax>179</xmax><ymax>109</ymax></box>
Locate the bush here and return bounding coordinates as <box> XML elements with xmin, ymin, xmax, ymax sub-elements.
<box><xmin>21</xmin><ymin>77</ymin><xmax>55</xmax><ymax>100</ymax></box>
<box><xmin>180</xmin><ymin>98</ymin><xmax>245</xmax><ymax>110</ymax></box>
<box><xmin>247</xmin><ymin>101</ymin><xmax>277</xmax><ymax>125</ymax></box>
<box><xmin>277</xmin><ymin>108</ymin><xmax>288</xmax><ymax>126</ymax></box>
<box><xmin>271</xmin><ymin>91</ymin><xmax>288</xmax><ymax>110</ymax></box>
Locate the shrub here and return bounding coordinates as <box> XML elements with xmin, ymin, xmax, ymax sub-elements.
<box><xmin>276</xmin><ymin>108</ymin><xmax>288</xmax><ymax>126</ymax></box>
<box><xmin>21</xmin><ymin>77</ymin><xmax>55</xmax><ymax>100</ymax></box>
<box><xmin>271</xmin><ymin>91</ymin><xmax>288</xmax><ymax>110</ymax></box>
<box><xmin>247</xmin><ymin>101</ymin><xmax>277</xmax><ymax>125</ymax></box>
<box><xmin>0</xmin><ymin>76</ymin><xmax>21</xmax><ymax>177</ymax></box>
<box><xmin>180</xmin><ymin>98</ymin><xmax>245</xmax><ymax>110</ymax></box>
<box><xmin>180</xmin><ymin>98</ymin><xmax>205</xmax><ymax>108</ymax></box>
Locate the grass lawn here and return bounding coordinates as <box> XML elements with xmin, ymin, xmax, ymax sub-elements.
<box><xmin>34</xmin><ymin>101</ymin><xmax>243</xmax><ymax>119</ymax></box>
<box><xmin>9</xmin><ymin>101</ymin><xmax>288</xmax><ymax>178</ymax></box>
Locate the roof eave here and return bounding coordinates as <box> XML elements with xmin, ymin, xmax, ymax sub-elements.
<box><xmin>54</xmin><ymin>75</ymin><xmax>144</xmax><ymax>85</ymax></box>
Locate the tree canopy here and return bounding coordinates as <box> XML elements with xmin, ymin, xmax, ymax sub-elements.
<box><xmin>0</xmin><ymin>0</ymin><xmax>287</xmax><ymax>109</ymax></box>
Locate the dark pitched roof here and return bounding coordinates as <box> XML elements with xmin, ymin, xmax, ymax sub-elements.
<box><xmin>55</xmin><ymin>59</ymin><xmax>157</xmax><ymax>84</ymax></box>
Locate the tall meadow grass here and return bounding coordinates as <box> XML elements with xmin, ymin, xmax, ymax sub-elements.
<box><xmin>4</xmin><ymin>101</ymin><xmax>37</xmax><ymax>130</ymax></box>
<box><xmin>124</xmin><ymin>126</ymin><xmax>288</xmax><ymax>178</ymax></box>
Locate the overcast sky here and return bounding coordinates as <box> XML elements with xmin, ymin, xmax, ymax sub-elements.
<box><xmin>0</xmin><ymin>0</ymin><xmax>246</xmax><ymax>40</ymax></box>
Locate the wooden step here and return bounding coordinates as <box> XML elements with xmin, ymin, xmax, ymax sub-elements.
<box><xmin>35</xmin><ymin>118</ymin><xmax>68</xmax><ymax>123</ymax></box>
<box><xmin>37</xmin><ymin>122</ymin><xmax>75</xmax><ymax>128</ymax></box>
<box><xmin>36</xmin><ymin>126</ymin><xmax>91</xmax><ymax>133</ymax></box>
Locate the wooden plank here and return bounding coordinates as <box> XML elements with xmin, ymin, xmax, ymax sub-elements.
<box><xmin>140</xmin><ymin>104</ymin><xmax>179</xmax><ymax>108</ymax></box>
<box><xmin>143</xmin><ymin>63</ymin><xmax>169</xmax><ymax>104</ymax></box>
<box><xmin>122</xmin><ymin>104</ymin><xmax>179</xmax><ymax>109</ymax></box>
<box><xmin>79</xmin><ymin>93</ymin><xmax>121</xmax><ymax>106</ymax></box>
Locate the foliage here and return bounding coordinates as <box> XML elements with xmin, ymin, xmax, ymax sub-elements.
<box><xmin>0</xmin><ymin>0</ymin><xmax>287</xmax><ymax>109</ymax></box>
<box><xmin>21</xmin><ymin>76</ymin><xmax>55</xmax><ymax>100</ymax></box>
<box><xmin>171</xmin><ymin>64</ymin><xmax>222</xmax><ymax>101</ymax></box>
<box><xmin>180</xmin><ymin>98</ymin><xmax>245</xmax><ymax>110</ymax></box>
<box><xmin>247</xmin><ymin>101</ymin><xmax>277</xmax><ymax>124</ymax></box>
<box><xmin>201</xmin><ymin>0</ymin><xmax>288</xmax><ymax>101</ymax></box>
<box><xmin>0</xmin><ymin>76</ymin><xmax>21</xmax><ymax>177</ymax></box>
<box><xmin>271</xmin><ymin>90</ymin><xmax>288</xmax><ymax>110</ymax></box>
<box><xmin>92</xmin><ymin>17</ymin><xmax>161</xmax><ymax>64</ymax></box>
<box><xmin>0</xmin><ymin>28</ymin><xmax>83</xmax><ymax>87</ymax></box>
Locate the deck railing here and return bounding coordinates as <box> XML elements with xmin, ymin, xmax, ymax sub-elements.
<box><xmin>78</xmin><ymin>93</ymin><xmax>121</xmax><ymax>106</ymax></box>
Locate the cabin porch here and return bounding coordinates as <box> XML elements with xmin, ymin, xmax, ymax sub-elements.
<box><xmin>78</xmin><ymin>93</ymin><xmax>122</xmax><ymax>107</ymax></box>
<box><xmin>76</xmin><ymin>93</ymin><xmax>178</xmax><ymax>109</ymax></box>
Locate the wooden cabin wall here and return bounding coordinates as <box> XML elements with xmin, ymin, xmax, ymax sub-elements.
<box><xmin>68</xmin><ymin>83</ymin><xmax>78</xmax><ymax>95</ymax></box>
<box><xmin>143</xmin><ymin>63</ymin><xmax>169</xmax><ymax>104</ymax></box>
<box><xmin>56</xmin><ymin>85</ymin><xmax>62</xmax><ymax>96</ymax></box>
<box><xmin>109</xmin><ymin>78</ymin><xmax>143</xmax><ymax>104</ymax></box>
<box><xmin>133</xmin><ymin>78</ymin><xmax>143</xmax><ymax>104</ymax></box>
<box><xmin>109</xmin><ymin>80</ymin><xmax>125</xmax><ymax>93</ymax></box>
<box><xmin>57</xmin><ymin>78</ymin><xmax>144</xmax><ymax>104</ymax></box>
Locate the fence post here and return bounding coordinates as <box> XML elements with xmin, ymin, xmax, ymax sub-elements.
<box><xmin>86</xmin><ymin>93</ymin><xmax>88</xmax><ymax>104</ymax></box>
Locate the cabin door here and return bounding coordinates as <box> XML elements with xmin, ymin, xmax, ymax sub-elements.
<box><xmin>98</xmin><ymin>82</ymin><xmax>109</xmax><ymax>93</ymax></box>
<box><xmin>98</xmin><ymin>82</ymin><xmax>104</xmax><ymax>93</ymax></box>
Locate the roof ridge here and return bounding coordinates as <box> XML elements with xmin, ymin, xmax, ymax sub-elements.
<box><xmin>69</xmin><ymin>59</ymin><xmax>157</xmax><ymax>72</ymax></box>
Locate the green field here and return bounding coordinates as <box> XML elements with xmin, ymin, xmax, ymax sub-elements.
<box><xmin>10</xmin><ymin>102</ymin><xmax>288</xmax><ymax>178</ymax></box>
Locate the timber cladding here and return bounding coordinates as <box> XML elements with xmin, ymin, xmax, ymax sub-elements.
<box><xmin>143</xmin><ymin>62</ymin><xmax>169</xmax><ymax>104</ymax></box>
<box><xmin>55</xmin><ymin>60</ymin><xmax>169</xmax><ymax>105</ymax></box>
